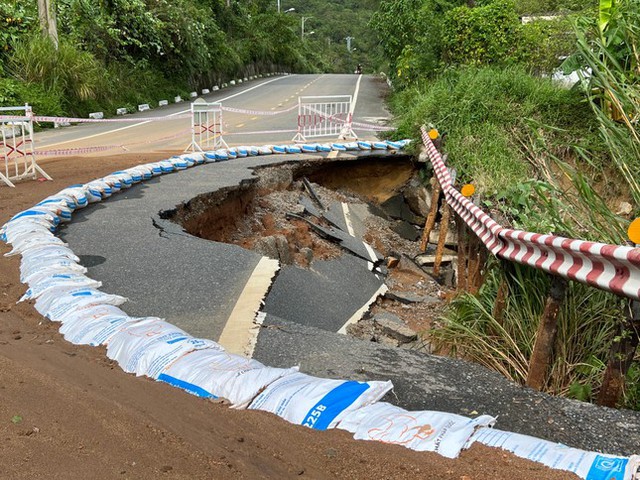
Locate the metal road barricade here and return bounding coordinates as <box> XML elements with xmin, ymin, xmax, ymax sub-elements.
<box><xmin>190</xmin><ymin>99</ymin><xmax>227</xmax><ymax>152</ymax></box>
<box><xmin>0</xmin><ymin>105</ymin><xmax>51</xmax><ymax>187</ymax></box>
<box><xmin>293</xmin><ymin>95</ymin><xmax>356</xmax><ymax>143</ymax></box>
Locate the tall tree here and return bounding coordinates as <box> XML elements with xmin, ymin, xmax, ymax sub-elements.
<box><xmin>37</xmin><ymin>0</ymin><xmax>58</xmax><ymax>49</ymax></box>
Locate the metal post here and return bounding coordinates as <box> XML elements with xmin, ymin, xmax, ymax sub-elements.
<box><xmin>277</xmin><ymin>0</ymin><xmax>280</xmax><ymax>13</ymax></box>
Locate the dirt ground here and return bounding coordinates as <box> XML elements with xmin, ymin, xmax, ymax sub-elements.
<box><xmin>0</xmin><ymin>152</ymin><xmax>580</xmax><ymax>479</ymax></box>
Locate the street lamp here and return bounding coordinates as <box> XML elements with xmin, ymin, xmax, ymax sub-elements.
<box><xmin>277</xmin><ymin>0</ymin><xmax>295</xmax><ymax>13</ymax></box>
<box><xmin>301</xmin><ymin>16</ymin><xmax>313</xmax><ymax>40</ymax></box>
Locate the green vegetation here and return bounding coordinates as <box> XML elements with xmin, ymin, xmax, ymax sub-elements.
<box><xmin>0</xmin><ymin>0</ymin><xmax>383</xmax><ymax>116</ymax></box>
<box><xmin>375</xmin><ymin>0</ymin><xmax>639</xmax><ymax>409</ymax></box>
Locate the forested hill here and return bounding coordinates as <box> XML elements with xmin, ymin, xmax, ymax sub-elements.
<box><xmin>0</xmin><ymin>0</ymin><xmax>380</xmax><ymax>117</ymax></box>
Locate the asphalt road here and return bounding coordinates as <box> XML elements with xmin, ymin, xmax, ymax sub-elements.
<box><xmin>53</xmin><ymin>74</ymin><xmax>640</xmax><ymax>457</ymax></box>
<box><xmin>35</xmin><ymin>74</ymin><xmax>390</xmax><ymax>154</ymax></box>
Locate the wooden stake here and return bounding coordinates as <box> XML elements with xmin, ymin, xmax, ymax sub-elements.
<box><xmin>467</xmin><ymin>233</ymin><xmax>480</xmax><ymax>294</ymax></box>
<box><xmin>456</xmin><ymin>215</ymin><xmax>468</xmax><ymax>292</ymax></box>
<box><xmin>526</xmin><ymin>274</ymin><xmax>568</xmax><ymax>391</ymax></box>
<box><xmin>420</xmin><ymin>177</ymin><xmax>442</xmax><ymax>252</ymax></box>
<box><xmin>433</xmin><ymin>203</ymin><xmax>451</xmax><ymax>277</ymax></box>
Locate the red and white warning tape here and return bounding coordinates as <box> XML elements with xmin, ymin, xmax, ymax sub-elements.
<box><xmin>35</xmin><ymin>128</ymin><xmax>193</xmax><ymax>157</ymax></box>
<box><xmin>221</xmin><ymin>104</ymin><xmax>298</xmax><ymax>116</ymax></box>
<box><xmin>0</xmin><ymin>114</ymin><xmax>190</xmax><ymax>124</ymax></box>
<box><xmin>421</xmin><ymin>125</ymin><xmax>640</xmax><ymax>300</ymax></box>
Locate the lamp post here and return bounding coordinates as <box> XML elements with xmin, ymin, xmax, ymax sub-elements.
<box><xmin>277</xmin><ymin>0</ymin><xmax>295</xmax><ymax>13</ymax></box>
<box><xmin>302</xmin><ymin>16</ymin><xmax>313</xmax><ymax>40</ymax></box>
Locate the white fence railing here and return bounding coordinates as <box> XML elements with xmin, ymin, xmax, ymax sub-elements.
<box><xmin>0</xmin><ymin>105</ymin><xmax>51</xmax><ymax>187</ymax></box>
<box><xmin>293</xmin><ymin>95</ymin><xmax>356</xmax><ymax>142</ymax></box>
<box><xmin>190</xmin><ymin>99</ymin><xmax>226</xmax><ymax>152</ymax></box>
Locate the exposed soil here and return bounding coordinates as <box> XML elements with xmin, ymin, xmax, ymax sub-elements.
<box><xmin>0</xmin><ymin>153</ymin><xmax>580</xmax><ymax>479</ymax></box>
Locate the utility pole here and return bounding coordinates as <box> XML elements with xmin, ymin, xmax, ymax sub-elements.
<box><xmin>345</xmin><ymin>36</ymin><xmax>354</xmax><ymax>52</ymax></box>
<box><xmin>37</xmin><ymin>0</ymin><xmax>58</xmax><ymax>49</ymax></box>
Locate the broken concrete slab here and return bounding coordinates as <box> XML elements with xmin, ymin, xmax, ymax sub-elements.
<box><xmin>403</xmin><ymin>180</ymin><xmax>430</xmax><ymax>219</ymax></box>
<box><xmin>380</xmin><ymin>194</ymin><xmax>423</xmax><ymax>225</ymax></box>
<box><xmin>391</xmin><ymin>220</ymin><xmax>420</xmax><ymax>242</ymax></box>
<box><xmin>274</xmin><ymin>234</ymin><xmax>293</xmax><ymax>265</ymax></box>
<box><xmin>254</xmin><ymin>236</ymin><xmax>279</xmax><ymax>260</ymax></box>
<box><xmin>262</xmin><ymin>254</ymin><xmax>384</xmax><ymax>333</ymax></box>
<box><xmin>395</xmin><ymin>255</ymin><xmax>434</xmax><ymax>282</ymax></box>
<box><xmin>415</xmin><ymin>252</ymin><xmax>457</xmax><ymax>266</ymax></box>
<box><xmin>427</xmin><ymin>225</ymin><xmax>458</xmax><ymax>246</ymax></box>
<box><xmin>373</xmin><ymin>312</ymin><xmax>418</xmax><ymax>344</ymax></box>
<box><xmin>384</xmin><ymin>291</ymin><xmax>440</xmax><ymax>304</ymax></box>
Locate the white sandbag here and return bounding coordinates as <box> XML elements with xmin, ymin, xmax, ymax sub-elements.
<box><xmin>57</xmin><ymin>186</ymin><xmax>89</xmax><ymax>208</ymax></box>
<box><xmin>58</xmin><ymin>306</ymin><xmax>133</xmax><ymax>346</ymax></box>
<box><xmin>20</xmin><ymin>274</ymin><xmax>102</xmax><ymax>302</ymax></box>
<box><xmin>37</xmin><ymin>288</ymin><xmax>127</xmax><ymax>320</ymax></box>
<box><xmin>469</xmin><ymin>428</ymin><xmax>640</xmax><ymax>480</ymax></box>
<box><xmin>248</xmin><ymin>372</ymin><xmax>393</xmax><ymax>430</ymax></box>
<box><xmin>4</xmin><ymin>233</ymin><xmax>65</xmax><ymax>256</ymax></box>
<box><xmin>1</xmin><ymin>219</ymin><xmax>53</xmax><ymax>242</ymax></box>
<box><xmin>20</xmin><ymin>244</ymin><xmax>79</xmax><ymax>263</ymax></box>
<box><xmin>21</xmin><ymin>262</ymin><xmax>88</xmax><ymax>285</ymax></box>
<box><xmin>157</xmin><ymin>349</ymin><xmax>296</xmax><ymax>408</ymax></box>
<box><xmin>106</xmin><ymin>318</ymin><xmax>223</xmax><ymax>378</ymax></box>
<box><xmin>20</xmin><ymin>258</ymin><xmax>86</xmax><ymax>283</ymax></box>
<box><xmin>337</xmin><ymin>402</ymin><xmax>495</xmax><ymax>458</ymax></box>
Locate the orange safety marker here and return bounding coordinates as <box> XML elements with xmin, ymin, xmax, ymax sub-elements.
<box><xmin>428</xmin><ymin>128</ymin><xmax>439</xmax><ymax>140</ymax></box>
<box><xmin>629</xmin><ymin>217</ymin><xmax>640</xmax><ymax>244</ymax></box>
<box><xmin>461</xmin><ymin>184</ymin><xmax>475</xmax><ymax>197</ymax></box>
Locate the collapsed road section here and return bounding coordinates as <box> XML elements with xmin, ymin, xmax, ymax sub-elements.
<box><xmin>164</xmin><ymin>156</ymin><xmax>449</xmax><ymax>344</ymax></box>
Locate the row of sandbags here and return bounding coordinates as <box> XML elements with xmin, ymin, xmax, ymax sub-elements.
<box><xmin>1</xmin><ymin>143</ymin><xmax>638</xmax><ymax>479</ymax></box>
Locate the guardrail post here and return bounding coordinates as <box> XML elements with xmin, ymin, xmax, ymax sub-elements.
<box><xmin>433</xmin><ymin>202</ymin><xmax>451</xmax><ymax>277</ymax></box>
<box><xmin>526</xmin><ymin>273</ymin><xmax>568</xmax><ymax>391</ymax></box>
<box><xmin>597</xmin><ymin>297</ymin><xmax>640</xmax><ymax>407</ymax></box>
<box><xmin>456</xmin><ymin>216</ymin><xmax>468</xmax><ymax>292</ymax></box>
<box><xmin>419</xmin><ymin>176</ymin><xmax>442</xmax><ymax>253</ymax></box>
<box><xmin>598</xmin><ymin>239</ymin><xmax>640</xmax><ymax>407</ymax></box>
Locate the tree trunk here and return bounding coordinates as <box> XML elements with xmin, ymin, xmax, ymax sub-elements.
<box><xmin>37</xmin><ymin>0</ymin><xmax>58</xmax><ymax>49</ymax></box>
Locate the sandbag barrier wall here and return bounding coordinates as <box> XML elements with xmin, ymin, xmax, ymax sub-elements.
<box><xmin>1</xmin><ymin>140</ymin><xmax>638</xmax><ymax>479</ymax></box>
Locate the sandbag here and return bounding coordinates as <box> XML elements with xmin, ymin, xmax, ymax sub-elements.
<box><xmin>59</xmin><ymin>305</ymin><xmax>133</xmax><ymax>346</ymax></box>
<box><xmin>157</xmin><ymin>349</ymin><xmax>296</xmax><ymax>408</ymax></box>
<box><xmin>106</xmin><ymin>318</ymin><xmax>223</xmax><ymax>378</ymax></box>
<box><xmin>248</xmin><ymin>372</ymin><xmax>393</xmax><ymax>430</ymax></box>
<box><xmin>469</xmin><ymin>427</ymin><xmax>640</xmax><ymax>480</ymax></box>
<box><xmin>37</xmin><ymin>288</ymin><xmax>127</xmax><ymax>320</ymax></box>
<box><xmin>337</xmin><ymin>402</ymin><xmax>495</xmax><ymax>458</ymax></box>
<box><xmin>20</xmin><ymin>273</ymin><xmax>101</xmax><ymax>302</ymax></box>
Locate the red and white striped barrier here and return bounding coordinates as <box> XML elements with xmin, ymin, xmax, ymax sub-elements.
<box><xmin>293</xmin><ymin>96</ymin><xmax>356</xmax><ymax>142</ymax></box>
<box><xmin>0</xmin><ymin>105</ymin><xmax>52</xmax><ymax>187</ymax></box>
<box><xmin>421</xmin><ymin>126</ymin><xmax>640</xmax><ymax>300</ymax></box>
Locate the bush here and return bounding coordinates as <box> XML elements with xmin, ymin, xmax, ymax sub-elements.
<box><xmin>442</xmin><ymin>0</ymin><xmax>521</xmax><ymax>67</ymax></box>
<box><xmin>391</xmin><ymin>66</ymin><xmax>593</xmax><ymax>194</ymax></box>
<box><xmin>8</xmin><ymin>35</ymin><xmax>106</xmax><ymax>115</ymax></box>
<box><xmin>0</xmin><ymin>77</ymin><xmax>63</xmax><ymax>116</ymax></box>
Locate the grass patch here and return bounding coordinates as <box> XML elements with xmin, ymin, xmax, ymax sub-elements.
<box><xmin>391</xmin><ymin>65</ymin><xmax>597</xmax><ymax>195</ymax></box>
